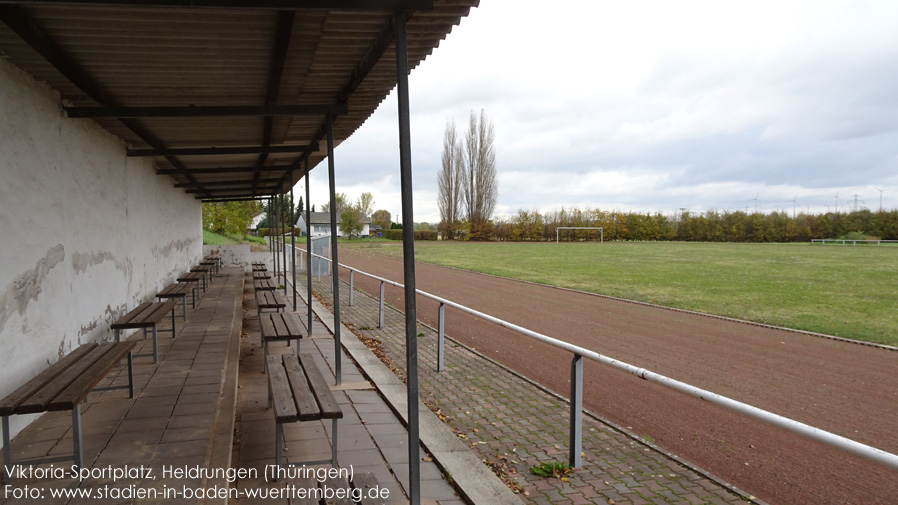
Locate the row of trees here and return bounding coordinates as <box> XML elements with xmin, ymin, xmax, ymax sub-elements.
<box><xmin>202</xmin><ymin>200</ymin><xmax>262</xmax><ymax>237</ymax></box>
<box><xmin>482</xmin><ymin>208</ymin><xmax>898</xmax><ymax>242</ymax></box>
<box><xmin>438</xmin><ymin>109</ymin><xmax>498</xmax><ymax>240</ymax></box>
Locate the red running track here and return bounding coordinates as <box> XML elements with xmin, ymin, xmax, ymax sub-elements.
<box><xmin>337</xmin><ymin>246</ymin><xmax>898</xmax><ymax>505</ymax></box>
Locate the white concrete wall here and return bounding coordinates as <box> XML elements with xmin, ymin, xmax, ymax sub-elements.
<box><xmin>0</xmin><ymin>57</ymin><xmax>202</xmax><ymax>441</ymax></box>
<box><xmin>203</xmin><ymin>244</ymin><xmax>253</xmax><ymax>272</ymax></box>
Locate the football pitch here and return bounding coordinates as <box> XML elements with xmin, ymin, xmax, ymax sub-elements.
<box><xmin>343</xmin><ymin>241</ymin><xmax>898</xmax><ymax>346</ymax></box>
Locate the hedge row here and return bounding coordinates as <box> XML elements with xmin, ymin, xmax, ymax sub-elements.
<box><xmin>257</xmin><ymin>227</ymin><xmax>301</xmax><ymax>238</ymax></box>
<box><xmin>383</xmin><ymin>230</ymin><xmax>437</xmax><ymax>241</ymax></box>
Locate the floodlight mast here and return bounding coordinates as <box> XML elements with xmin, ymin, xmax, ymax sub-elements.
<box><xmin>555</xmin><ymin>226</ymin><xmax>604</xmax><ymax>244</ymax></box>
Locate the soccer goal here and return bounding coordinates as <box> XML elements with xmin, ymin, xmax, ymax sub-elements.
<box><xmin>555</xmin><ymin>227</ymin><xmax>604</xmax><ymax>244</ymax></box>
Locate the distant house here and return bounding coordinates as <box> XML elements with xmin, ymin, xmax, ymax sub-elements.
<box><xmin>296</xmin><ymin>211</ymin><xmax>371</xmax><ymax>237</ymax></box>
<box><xmin>249</xmin><ymin>211</ymin><xmax>266</xmax><ymax>229</ymax></box>
<box><xmin>369</xmin><ymin>224</ymin><xmax>382</xmax><ymax>237</ymax></box>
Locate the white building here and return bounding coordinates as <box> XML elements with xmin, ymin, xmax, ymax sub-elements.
<box><xmin>296</xmin><ymin>211</ymin><xmax>371</xmax><ymax>238</ymax></box>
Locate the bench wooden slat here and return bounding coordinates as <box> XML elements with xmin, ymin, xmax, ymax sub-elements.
<box><xmin>49</xmin><ymin>342</ymin><xmax>136</xmax><ymax>411</ymax></box>
<box><xmin>254</xmin><ymin>278</ymin><xmax>276</xmax><ymax>291</ymax></box>
<box><xmin>283</xmin><ymin>355</ymin><xmax>320</xmax><ymax>422</ymax></box>
<box><xmin>0</xmin><ymin>344</ymin><xmax>98</xmax><ymax>416</ymax></box>
<box><xmin>111</xmin><ymin>301</ymin><xmax>176</xmax><ymax>330</ymax></box>
<box><xmin>110</xmin><ymin>302</ymin><xmax>152</xmax><ymax>329</ymax></box>
<box><xmin>270</xmin><ymin>312</ymin><xmax>292</xmax><ymax>338</ymax></box>
<box><xmin>291</xmin><ymin>477</ymin><xmax>318</xmax><ymax>505</ymax></box>
<box><xmin>260</xmin><ymin>316</ymin><xmax>276</xmax><ymax>340</ymax></box>
<box><xmin>324</xmin><ymin>476</ymin><xmax>354</xmax><ymax>505</ymax></box>
<box><xmin>276</xmin><ymin>312</ymin><xmax>306</xmax><ymax>338</ymax></box>
<box><xmin>353</xmin><ymin>473</ymin><xmax>388</xmax><ymax>505</ymax></box>
<box><xmin>267</xmin><ymin>355</ymin><xmax>297</xmax><ymax>423</ymax></box>
<box><xmin>177</xmin><ymin>272</ymin><xmax>203</xmax><ymax>282</ymax></box>
<box><xmin>144</xmin><ymin>300</ymin><xmax>176</xmax><ymax>322</ymax></box>
<box><xmin>298</xmin><ymin>353</ymin><xmax>342</xmax><ymax>419</ymax></box>
<box><xmin>257</xmin><ymin>291</ymin><xmax>285</xmax><ymax>309</ymax></box>
<box><xmin>156</xmin><ymin>283</ymin><xmax>191</xmax><ymax>297</ymax></box>
<box><xmin>16</xmin><ymin>345</ymin><xmax>111</xmax><ymax>414</ymax></box>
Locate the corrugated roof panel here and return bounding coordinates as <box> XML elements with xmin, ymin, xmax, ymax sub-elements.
<box><xmin>0</xmin><ymin>1</ymin><xmax>479</xmax><ymax>200</ymax></box>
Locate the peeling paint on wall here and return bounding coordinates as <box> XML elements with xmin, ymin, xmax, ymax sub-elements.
<box><xmin>0</xmin><ymin>244</ymin><xmax>65</xmax><ymax>334</ymax></box>
<box><xmin>76</xmin><ymin>303</ymin><xmax>127</xmax><ymax>349</ymax></box>
<box><xmin>153</xmin><ymin>237</ymin><xmax>194</xmax><ymax>259</ymax></box>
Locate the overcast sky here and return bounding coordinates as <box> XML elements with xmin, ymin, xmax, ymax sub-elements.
<box><xmin>302</xmin><ymin>0</ymin><xmax>898</xmax><ymax>224</ymax></box>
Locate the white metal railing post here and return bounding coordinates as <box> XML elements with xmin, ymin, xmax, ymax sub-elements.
<box><xmin>349</xmin><ymin>270</ymin><xmax>355</xmax><ymax>306</ymax></box>
<box><xmin>569</xmin><ymin>354</ymin><xmax>583</xmax><ymax>468</ymax></box>
<box><xmin>437</xmin><ymin>303</ymin><xmax>446</xmax><ymax>372</ymax></box>
<box><xmin>378</xmin><ymin>281</ymin><xmax>385</xmax><ymax>329</ymax></box>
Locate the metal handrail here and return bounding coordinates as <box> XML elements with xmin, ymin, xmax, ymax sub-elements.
<box><xmin>273</xmin><ymin>238</ymin><xmax>898</xmax><ymax>472</ymax></box>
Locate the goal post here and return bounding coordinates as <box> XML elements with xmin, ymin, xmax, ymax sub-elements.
<box><xmin>555</xmin><ymin>227</ymin><xmax>604</xmax><ymax>244</ymax></box>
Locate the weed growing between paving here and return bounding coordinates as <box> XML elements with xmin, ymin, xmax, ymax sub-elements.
<box><xmin>529</xmin><ymin>461</ymin><xmax>573</xmax><ymax>480</ymax></box>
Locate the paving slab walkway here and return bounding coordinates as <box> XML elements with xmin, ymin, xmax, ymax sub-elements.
<box><xmin>232</xmin><ymin>272</ymin><xmax>465</xmax><ymax>505</ymax></box>
<box><xmin>1</xmin><ymin>267</ymin><xmax>242</xmax><ymax>505</ymax></box>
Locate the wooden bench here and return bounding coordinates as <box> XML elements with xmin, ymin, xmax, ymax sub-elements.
<box><xmin>177</xmin><ymin>271</ymin><xmax>206</xmax><ymax>299</ymax></box>
<box><xmin>254</xmin><ymin>277</ymin><xmax>276</xmax><ymax>292</ymax></box>
<box><xmin>252</xmin><ymin>262</ymin><xmax>267</xmax><ymax>272</ymax></box>
<box><xmin>1</xmin><ymin>341</ymin><xmax>136</xmax><ymax>474</ymax></box>
<box><xmin>111</xmin><ymin>301</ymin><xmax>178</xmax><ymax>363</ymax></box>
<box><xmin>190</xmin><ymin>264</ymin><xmax>214</xmax><ymax>286</ymax></box>
<box><xmin>256</xmin><ymin>289</ymin><xmax>287</xmax><ymax>317</ymax></box>
<box><xmin>202</xmin><ymin>255</ymin><xmax>221</xmax><ymax>275</ymax></box>
<box><xmin>260</xmin><ymin>312</ymin><xmax>306</xmax><ymax>372</ymax></box>
<box><xmin>253</xmin><ymin>270</ymin><xmax>272</xmax><ymax>280</ymax></box>
<box><xmin>155</xmin><ymin>283</ymin><xmax>194</xmax><ymax>320</ymax></box>
<box><xmin>267</xmin><ymin>353</ymin><xmax>342</xmax><ymax>474</ymax></box>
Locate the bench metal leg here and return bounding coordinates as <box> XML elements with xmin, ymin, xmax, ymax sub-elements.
<box><xmin>114</xmin><ymin>329</ymin><xmax>120</xmax><ymax>343</ymax></box>
<box><xmin>275</xmin><ymin>423</ymin><xmax>283</xmax><ymax>479</ymax></box>
<box><xmin>152</xmin><ymin>327</ymin><xmax>158</xmax><ymax>363</ymax></box>
<box><xmin>72</xmin><ymin>405</ymin><xmax>83</xmax><ymax>468</ymax></box>
<box><xmin>331</xmin><ymin>418</ymin><xmax>338</xmax><ymax>466</ymax></box>
<box><xmin>127</xmin><ymin>352</ymin><xmax>134</xmax><ymax>398</ymax></box>
<box><xmin>171</xmin><ymin>308</ymin><xmax>177</xmax><ymax>338</ymax></box>
<box><xmin>2</xmin><ymin>416</ymin><xmax>11</xmax><ymax>481</ymax></box>
<box><xmin>263</xmin><ymin>340</ymin><xmax>269</xmax><ymax>373</ymax></box>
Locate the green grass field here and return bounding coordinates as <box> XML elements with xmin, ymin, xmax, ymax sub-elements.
<box><xmin>343</xmin><ymin>241</ymin><xmax>898</xmax><ymax>346</ymax></box>
<box><xmin>203</xmin><ymin>229</ymin><xmax>268</xmax><ymax>249</ymax></box>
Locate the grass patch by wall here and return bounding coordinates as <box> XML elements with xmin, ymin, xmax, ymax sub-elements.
<box><xmin>203</xmin><ymin>229</ymin><xmax>267</xmax><ymax>247</ymax></box>
<box><xmin>343</xmin><ymin>241</ymin><xmax>898</xmax><ymax>346</ymax></box>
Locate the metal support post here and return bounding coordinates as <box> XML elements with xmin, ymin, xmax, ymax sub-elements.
<box><xmin>270</xmin><ymin>198</ymin><xmax>276</xmax><ymax>272</ymax></box>
<box><xmin>349</xmin><ymin>270</ymin><xmax>354</xmax><ymax>306</ymax></box>
<box><xmin>2</xmin><ymin>416</ymin><xmax>11</xmax><ymax>480</ymax></box>
<box><xmin>378</xmin><ymin>281</ymin><xmax>385</xmax><ymax>329</ymax></box>
<box><xmin>394</xmin><ymin>12</ymin><xmax>420</xmax><ymax>504</ymax></box>
<box><xmin>326</xmin><ymin>113</ymin><xmax>342</xmax><ymax>385</ymax></box>
<box><xmin>72</xmin><ymin>405</ymin><xmax>83</xmax><ymax>468</ymax></box>
<box><xmin>437</xmin><ymin>302</ymin><xmax>445</xmax><ymax>371</ymax></box>
<box><xmin>569</xmin><ymin>354</ymin><xmax>583</xmax><ymax>468</ymax></box>
<box><xmin>305</xmin><ymin>163</ymin><xmax>313</xmax><ymax>336</ymax></box>
<box><xmin>291</xmin><ymin>180</ymin><xmax>297</xmax><ymax>309</ymax></box>
<box><xmin>282</xmin><ymin>192</ymin><xmax>289</xmax><ymax>296</ymax></box>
